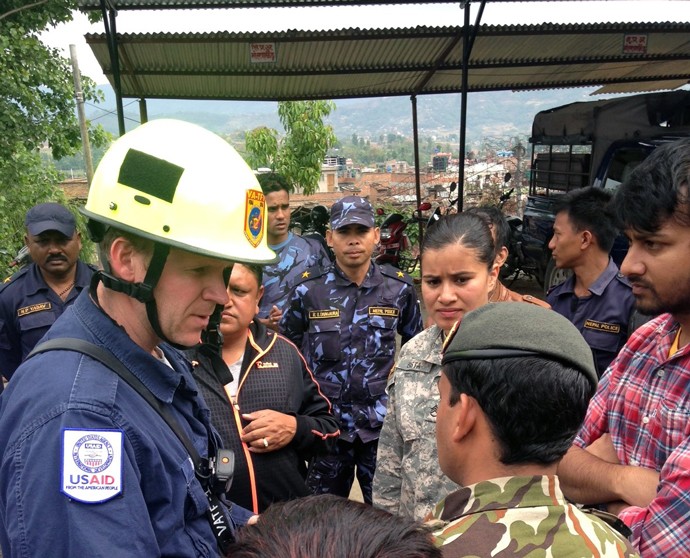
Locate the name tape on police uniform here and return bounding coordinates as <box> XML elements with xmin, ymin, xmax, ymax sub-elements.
<box><xmin>62</xmin><ymin>429</ymin><xmax>123</xmax><ymax>504</ymax></box>
<box><xmin>584</xmin><ymin>319</ymin><xmax>621</xmax><ymax>334</ymax></box>
<box><xmin>369</xmin><ymin>306</ymin><xmax>399</xmax><ymax>317</ymax></box>
<box><xmin>309</xmin><ymin>309</ymin><xmax>340</xmax><ymax>320</ymax></box>
<box><xmin>17</xmin><ymin>302</ymin><xmax>52</xmax><ymax>317</ymax></box>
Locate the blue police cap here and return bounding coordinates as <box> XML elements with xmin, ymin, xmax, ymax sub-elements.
<box><xmin>330</xmin><ymin>196</ymin><xmax>375</xmax><ymax>230</ymax></box>
<box><xmin>25</xmin><ymin>203</ymin><xmax>76</xmax><ymax>238</ymax></box>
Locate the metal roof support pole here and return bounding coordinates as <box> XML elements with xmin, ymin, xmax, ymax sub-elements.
<box><xmin>458</xmin><ymin>0</ymin><xmax>486</xmax><ymax>212</ymax></box>
<box><xmin>139</xmin><ymin>98</ymin><xmax>148</xmax><ymax>124</ymax></box>
<box><xmin>411</xmin><ymin>94</ymin><xmax>424</xmax><ymax>247</ymax></box>
<box><xmin>100</xmin><ymin>0</ymin><xmax>125</xmax><ymax>136</ymax></box>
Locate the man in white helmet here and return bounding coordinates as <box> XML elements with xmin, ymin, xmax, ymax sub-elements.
<box><xmin>0</xmin><ymin>120</ymin><xmax>277</xmax><ymax>558</ymax></box>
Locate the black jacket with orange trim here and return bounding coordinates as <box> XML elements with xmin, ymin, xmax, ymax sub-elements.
<box><xmin>187</xmin><ymin>319</ymin><xmax>339</xmax><ymax>513</ymax></box>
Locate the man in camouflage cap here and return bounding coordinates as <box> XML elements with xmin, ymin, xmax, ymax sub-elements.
<box><xmin>428</xmin><ymin>303</ymin><xmax>638</xmax><ymax>557</ymax></box>
<box><xmin>281</xmin><ymin>195</ymin><xmax>423</xmax><ymax>504</ymax></box>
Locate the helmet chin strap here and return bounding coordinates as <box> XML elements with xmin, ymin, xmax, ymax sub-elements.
<box><xmin>92</xmin><ymin>243</ymin><xmax>190</xmax><ymax>350</ymax></box>
<box><xmin>93</xmin><ymin>241</ymin><xmax>234</xmax><ymax>351</ymax></box>
<box><xmin>142</xmin><ymin>243</ymin><xmax>177</xmax><ymax>348</ymax></box>
<box><xmin>201</xmin><ymin>265</ymin><xmax>232</xmax><ymax>356</ymax></box>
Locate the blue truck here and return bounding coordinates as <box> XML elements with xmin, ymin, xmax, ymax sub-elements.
<box><xmin>519</xmin><ymin>90</ymin><xmax>690</xmax><ymax>291</ymax></box>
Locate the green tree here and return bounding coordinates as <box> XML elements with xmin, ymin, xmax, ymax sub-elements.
<box><xmin>244</xmin><ymin>100</ymin><xmax>336</xmax><ymax>195</ymax></box>
<box><xmin>0</xmin><ymin>1</ymin><xmax>109</xmax><ymax>270</ymax></box>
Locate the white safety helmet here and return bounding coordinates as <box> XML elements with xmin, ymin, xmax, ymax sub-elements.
<box><xmin>82</xmin><ymin>119</ymin><xmax>277</xmax><ymax>347</ymax></box>
<box><xmin>83</xmin><ymin>119</ymin><xmax>277</xmax><ymax>264</ymax></box>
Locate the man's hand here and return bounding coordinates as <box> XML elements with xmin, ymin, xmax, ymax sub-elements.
<box><xmin>259</xmin><ymin>306</ymin><xmax>283</xmax><ymax>331</ymax></box>
<box><xmin>241</xmin><ymin>410</ymin><xmax>297</xmax><ymax>453</ymax></box>
<box><xmin>268</xmin><ymin>306</ymin><xmax>282</xmax><ymax>328</ymax></box>
<box><xmin>616</xmin><ymin>466</ymin><xmax>660</xmax><ymax>508</ymax></box>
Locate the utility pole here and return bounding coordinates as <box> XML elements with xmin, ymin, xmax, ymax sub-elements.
<box><xmin>70</xmin><ymin>44</ymin><xmax>94</xmax><ymax>184</ymax></box>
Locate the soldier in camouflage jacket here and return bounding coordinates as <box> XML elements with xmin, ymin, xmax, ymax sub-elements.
<box><xmin>372</xmin><ymin>325</ymin><xmax>457</xmax><ymax>519</ymax></box>
<box><xmin>374</xmin><ymin>212</ymin><xmax>499</xmax><ymax>520</ymax></box>
<box><xmin>429</xmin><ymin>303</ymin><xmax>638</xmax><ymax>557</ymax></box>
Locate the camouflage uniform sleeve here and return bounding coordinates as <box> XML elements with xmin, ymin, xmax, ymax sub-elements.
<box><xmin>314</xmin><ymin>239</ymin><xmax>331</xmax><ymax>267</ymax></box>
<box><xmin>398</xmin><ymin>284</ymin><xmax>423</xmax><ymax>345</ymax></box>
<box><xmin>372</xmin><ymin>376</ymin><xmax>404</xmax><ymax>515</ymax></box>
<box><xmin>279</xmin><ymin>283</ymin><xmax>308</xmax><ymax>350</ymax></box>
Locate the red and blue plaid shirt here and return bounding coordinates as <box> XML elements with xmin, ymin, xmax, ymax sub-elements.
<box><xmin>575</xmin><ymin>313</ymin><xmax>690</xmax><ymax>557</ymax></box>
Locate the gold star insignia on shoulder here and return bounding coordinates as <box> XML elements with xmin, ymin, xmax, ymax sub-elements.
<box><xmin>302</xmin><ymin>271</ymin><xmax>310</xmax><ymax>278</ymax></box>
<box><xmin>397</xmin><ymin>271</ymin><xmax>404</xmax><ymax>278</ymax></box>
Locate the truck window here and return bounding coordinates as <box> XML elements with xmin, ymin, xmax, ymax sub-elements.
<box><xmin>601</xmin><ymin>146</ymin><xmax>650</xmax><ymax>192</ymax></box>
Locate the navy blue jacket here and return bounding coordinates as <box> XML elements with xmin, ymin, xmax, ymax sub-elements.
<box><xmin>0</xmin><ymin>291</ymin><xmax>222</xmax><ymax>557</ymax></box>
<box><xmin>547</xmin><ymin>259</ymin><xmax>635</xmax><ymax>376</ymax></box>
<box><xmin>0</xmin><ymin>260</ymin><xmax>95</xmax><ymax>380</ymax></box>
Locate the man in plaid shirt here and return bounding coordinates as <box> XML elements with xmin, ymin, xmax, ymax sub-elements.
<box><xmin>558</xmin><ymin>137</ymin><xmax>690</xmax><ymax>557</ymax></box>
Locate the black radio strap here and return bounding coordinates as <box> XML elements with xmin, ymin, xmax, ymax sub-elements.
<box><xmin>28</xmin><ymin>337</ymin><xmax>235</xmax><ymax>553</ymax></box>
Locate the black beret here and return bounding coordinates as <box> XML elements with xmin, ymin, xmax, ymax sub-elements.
<box><xmin>441</xmin><ymin>303</ymin><xmax>598</xmax><ymax>389</ymax></box>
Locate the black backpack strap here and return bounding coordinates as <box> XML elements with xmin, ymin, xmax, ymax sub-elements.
<box><xmin>29</xmin><ymin>338</ymin><xmax>204</xmax><ymax>470</ymax></box>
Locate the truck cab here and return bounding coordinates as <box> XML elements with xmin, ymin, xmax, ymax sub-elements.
<box><xmin>520</xmin><ymin>90</ymin><xmax>690</xmax><ymax>290</ymax></box>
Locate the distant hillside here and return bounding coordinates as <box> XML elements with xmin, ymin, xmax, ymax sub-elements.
<box><xmin>87</xmin><ymin>86</ymin><xmax>601</xmax><ymax>147</ymax></box>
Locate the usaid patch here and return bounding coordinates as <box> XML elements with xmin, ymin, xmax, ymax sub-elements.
<box><xmin>62</xmin><ymin>429</ymin><xmax>123</xmax><ymax>504</ymax></box>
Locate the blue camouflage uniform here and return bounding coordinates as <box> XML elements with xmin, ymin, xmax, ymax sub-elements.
<box><xmin>258</xmin><ymin>232</ymin><xmax>330</xmax><ymax>320</ymax></box>
<box><xmin>0</xmin><ymin>260</ymin><xmax>95</xmax><ymax>381</ymax></box>
<box><xmin>0</xmin><ymin>291</ymin><xmax>231</xmax><ymax>557</ymax></box>
<box><xmin>547</xmin><ymin>258</ymin><xmax>635</xmax><ymax>376</ymax></box>
<box><xmin>280</xmin><ymin>260</ymin><xmax>423</xmax><ymax>503</ymax></box>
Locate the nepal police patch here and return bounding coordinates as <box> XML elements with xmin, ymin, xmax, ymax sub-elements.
<box><xmin>62</xmin><ymin>429</ymin><xmax>123</xmax><ymax>504</ymax></box>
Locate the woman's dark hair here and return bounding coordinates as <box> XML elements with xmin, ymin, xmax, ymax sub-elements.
<box><xmin>225</xmin><ymin>494</ymin><xmax>441</xmax><ymax>558</ymax></box>
<box><xmin>421</xmin><ymin>212</ymin><xmax>495</xmax><ymax>271</ymax></box>
<box><xmin>443</xmin><ymin>356</ymin><xmax>593</xmax><ymax>465</ymax></box>
<box><xmin>464</xmin><ymin>206</ymin><xmax>510</xmax><ymax>254</ymax></box>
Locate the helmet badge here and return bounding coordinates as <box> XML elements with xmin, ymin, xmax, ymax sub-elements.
<box><xmin>244</xmin><ymin>189</ymin><xmax>266</xmax><ymax>247</ymax></box>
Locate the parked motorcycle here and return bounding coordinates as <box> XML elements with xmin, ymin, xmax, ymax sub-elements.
<box><xmin>426</xmin><ymin>181</ymin><xmax>458</xmax><ymax>229</ymax></box>
<box><xmin>375</xmin><ymin>202</ymin><xmax>435</xmax><ymax>273</ymax></box>
<box><xmin>291</xmin><ymin>204</ymin><xmax>332</xmax><ymax>261</ymax></box>
<box><xmin>376</xmin><ymin>212</ymin><xmax>413</xmax><ymax>269</ymax></box>
<box><xmin>496</xmin><ymin>187</ymin><xmax>539</xmax><ymax>284</ymax></box>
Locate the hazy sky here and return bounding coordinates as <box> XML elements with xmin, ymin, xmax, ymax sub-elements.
<box><xmin>41</xmin><ymin>1</ymin><xmax>689</xmax><ymax>84</ymax></box>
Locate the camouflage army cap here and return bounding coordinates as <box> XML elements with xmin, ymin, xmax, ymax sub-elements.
<box><xmin>441</xmin><ymin>303</ymin><xmax>597</xmax><ymax>389</ymax></box>
<box><xmin>330</xmin><ymin>196</ymin><xmax>375</xmax><ymax>230</ymax></box>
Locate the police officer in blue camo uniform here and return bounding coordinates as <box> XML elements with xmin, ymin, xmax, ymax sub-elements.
<box><xmin>280</xmin><ymin>195</ymin><xmax>423</xmax><ymax>504</ymax></box>
<box><xmin>0</xmin><ymin>120</ymin><xmax>277</xmax><ymax>558</ymax></box>
<box><xmin>546</xmin><ymin>187</ymin><xmax>635</xmax><ymax>376</ymax></box>
<box><xmin>0</xmin><ymin>203</ymin><xmax>96</xmax><ymax>384</ymax></box>
<box><xmin>256</xmin><ymin>172</ymin><xmax>330</xmax><ymax>329</ymax></box>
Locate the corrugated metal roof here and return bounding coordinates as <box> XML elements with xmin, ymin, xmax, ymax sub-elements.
<box><xmin>76</xmin><ymin>0</ymin><xmax>553</xmax><ymax>10</ymax></box>
<box><xmin>85</xmin><ymin>22</ymin><xmax>690</xmax><ymax>100</ymax></box>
